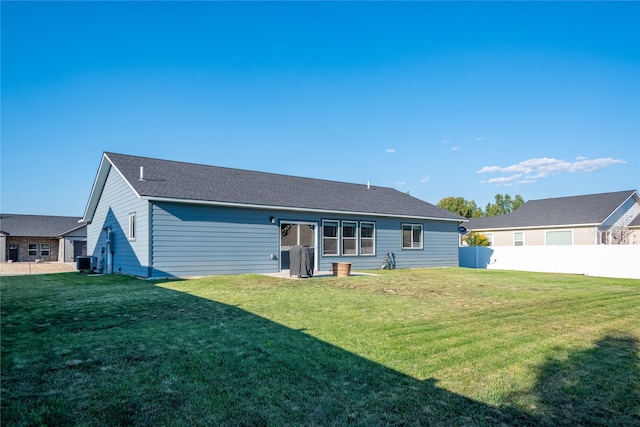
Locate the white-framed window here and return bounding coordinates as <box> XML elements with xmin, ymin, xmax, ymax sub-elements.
<box><xmin>360</xmin><ymin>222</ymin><xmax>376</xmax><ymax>255</ymax></box>
<box><xmin>546</xmin><ymin>230</ymin><xmax>572</xmax><ymax>245</ymax></box>
<box><xmin>513</xmin><ymin>232</ymin><xmax>524</xmax><ymax>246</ymax></box>
<box><xmin>128</xmin><ymin>213</ymin><xmax>136</xmax><ymax>240</ymax></box>
<box><xmin>342</xmin><ymin>221</ymin><xmax>358</xmax><ymax>255</ymax></box>
<box><xmin>402</xmin><ymin>224</ymin><xmax>423</xmax><ymax>249</ymax></box>
<box><xmin>485</xmin><ymin>233</ymin><xmax>493</xmax><ymax>247</ymax></box>
<box><xmin>322</xmin><ymin>220</ymin><xmax>339</xmax><ymax>256</ymax></box>
<box><xmin>40</xmin><ymin>243</ymin><xmax>51</xmax><ymax>257</ymax></box>
<box><xmin>28</xmin><ymin>243</ymin><xmax>38</xmax><ymax>257</ymax></box>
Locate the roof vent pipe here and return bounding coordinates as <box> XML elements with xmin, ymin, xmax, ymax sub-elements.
<box><xmin>367</xmin><ymin>181</ymin><xmax>370</xmax><ymax>189</ymax></box>
<box><xmin>139</xmin><ymin>166</ymin><xmax>145</xmax><ymax>181</ymax></box>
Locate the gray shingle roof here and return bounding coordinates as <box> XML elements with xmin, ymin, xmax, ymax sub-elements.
<box><xmin>104</xmin><ymin>152</ymin><xmax>463</xmax><ymax>221</ymax></box>
<box><xmin>0</xmin><ymin>214</ymin><xmax>84</xmax><ymax>237</ymax></box>
<box><xmin>465</xmin><ymin>190</ymin><xmax>638</xmax><ymax>230</ymax></box>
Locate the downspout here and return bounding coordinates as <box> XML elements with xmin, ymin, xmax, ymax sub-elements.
<box><xmin>103</xmin><ymin>227</ymin><xmax>113</xmax><ymax>274</ymax></box>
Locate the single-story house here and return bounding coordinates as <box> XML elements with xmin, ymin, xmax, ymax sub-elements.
<box><xmin>80</xmin><ymin>152</ymin><xmax>465</xmax><ymax>278</ymax></box>
<box><xmin>0</xmin><ymin>214</ymin><xmax>87</xmax><ymax>263</ymax></box>
<box><xmin>464</xmin><ymin>190</ymin><xmax>640</xmax><ymax>246</ymax></box>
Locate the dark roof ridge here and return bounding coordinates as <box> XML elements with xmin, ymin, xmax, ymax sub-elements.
<box><xmin>104</xmin><ymin>151</ymin><xmax>386</xmax><ymax>190</ymax></box>
<box><xmin>528</xmin><ymin>189</ymin><xmax>637</xmax><ymax>202</ymax></box>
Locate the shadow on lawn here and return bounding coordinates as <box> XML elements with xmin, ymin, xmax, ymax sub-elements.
<box><xmin>2</xmin><ymin>277</ymin><xmax>638</xmax><ymax>426</ymax></box>
<box><xmin>506</xmin><ymin>334</ymin><xmax>640</xmax><ymax>426</ymax></box>
<box><xmin>96</xmin><ymin>287</ymin><xmax>534</xmax><ymax>426</ymax></box>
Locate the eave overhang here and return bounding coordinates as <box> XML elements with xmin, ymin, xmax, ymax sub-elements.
<box><xmin>145</xmin><ymin>196</ymin><xmax>467</xmax><ymax>223</ymax></box>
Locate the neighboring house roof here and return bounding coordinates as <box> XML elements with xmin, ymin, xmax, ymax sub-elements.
<box><xmin>0</xmin><ymin>214</ymin><xmax>85</xmax><ymax>237</ymax></box>
<box><xmin>629</xmin><ymin>213</ymin><xmax>640</xmax><ymax>228</ymax></box>
<box><xmin>83</xmin><ymin>152</ymin><xmax>465</xmax><ymax>223</ymax></box>
<box><xmin>466</xmin><ymin>190</ymin><xmax>640</xmax><ymax>230</ymax></box>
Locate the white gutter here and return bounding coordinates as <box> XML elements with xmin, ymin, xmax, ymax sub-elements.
<box><xmin>468</xmin><ymin>223</ymin><xmax>599</xmax><ymax>232</ymax></box>
<box><xmin>144</xmin><ymin>196</ymin><xmax>467</xmax><ymax>223</ymax></box>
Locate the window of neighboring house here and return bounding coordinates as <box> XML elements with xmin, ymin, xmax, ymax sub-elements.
<box><xmin>546</xmin><ymin>230</ymin><xmax>572</xmax><ymax>245</ymax></box>
<box><xmin>513</xmin><ymin>232</ymin><xmax>524</xmax><ymax>246</ymax></box>
<box><xmin>40</xmin><ymin>243</ymin><xmax>51</xmax><ymax>257</ymax></box>
<box><xmin>128</xmin><ymin>213</ymin><xmax>136</xmax><ymax>240</ymax></box>
<box><xmin>600</xmin><ymin>231</ymin><xmax>609</xmax><ymax>245</ymax></box>
<box><xmin>485</xmin><ymin>233</ymin><xmax>493</xmax><ymax>247</ymax></box>
<box><xmin>360</xmin><ymin>222</ymin><xmax>376</xmax><ymax>255</ymax></box>
<box><xmin>28</xmin><ymin>243</ymin><xmax>38</xmax><ymax>257</ymax></box>
<box><xmin>402</xmin><ymin>224</ymin><xmax>423</xmax><ymax>249</ymax></box>
<box><xmin>342</xmin><ymin>221</ymin><xmax>358</xmax><ymax>255</ymax></box>
<box><xmin>322</xmin><ymin>220</ymin><xmax>339</xmax><ymax>255</ymax></box>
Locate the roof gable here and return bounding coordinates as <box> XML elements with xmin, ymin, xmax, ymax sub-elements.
<box><xmin>466</xmin><ymin>190</ymin><xmax>639</xmax><ymax>230</ymax></box>
<box><xmin>83</xmin><ymin>152</ymin><xmax>464</xmax><ymax>222</ymax></box>
<box><xmin>0</xmin><ymin>214</ymin><xmax>84</xmax><ymax>237</ymax></box>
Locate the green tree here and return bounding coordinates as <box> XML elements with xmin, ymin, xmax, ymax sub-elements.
<box><xmin>484</xmin><ymin>194</ymin><xmax>525</xmax><ymax>216</ymax></box>
<box><xmin>462</xmin><ymin>231</ymin><xmax>490</xmax><ymax>246</ymax></box>
<box><xmin>437</xmin><ymin>197</ymin><xmax>483</xmax><ymax>218</ymax></box>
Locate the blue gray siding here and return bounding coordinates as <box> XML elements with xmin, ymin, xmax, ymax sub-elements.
<box><xmin>150</xmin><ymin>202</ymin><xmax>280</xmax><ymax>277</ymax></box>
<box><xmin>149</xmin><ymin>202</ymin><xmax>460</xmax><ymax>277</ymax></box>
<box><xmin>87</xmin><ymin>167</ymin><xmax>149</xmax><ymax>277</ymax></box>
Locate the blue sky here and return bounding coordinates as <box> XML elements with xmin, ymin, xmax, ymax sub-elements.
<box><xmin>2</xmin><ymin>1</ymin><xmax>639</xmax><ymax>216</ymax></box>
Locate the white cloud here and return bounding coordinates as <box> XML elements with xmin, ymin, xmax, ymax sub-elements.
<box><xmin>570</xmin><ymin>157</ymin><xmax>625</xmax><ymax>173</ymax></box>
<box><xmin>477</xmin><ymin>156</ymin><xmax>625</xmax><ymax>185</ymax></box>
<box><xmin>476</xmin><ymin>137</ymin><xmax>484</xmax><ymax>142</ymax></box>
<box><xmin>451</xmin><ymin>146</ymin><xmax>459</xmax><ymax>151</ymax></box>
<box><xmin>385</xmin><ymin>148</ymin><xmax>396</xmax><ymax>154</ymax></box>
<box><xmin>477</xmin><ymin>165</ymin><xmax>502</xmax><ymax>173</ymax></box>
<box><xmin>420</xmin><ymin>175</ymin><xmax>430</xmax><ymax>183</ymax></box>
<box><xmin>396</xmin><ymin>181</ymin><xmax>406</xmax><ymax>186</ymax></box>
<box><xmin>487</xmin><ymin>174</ymin><xmax>523</xmax><ymax>184</ymax></box>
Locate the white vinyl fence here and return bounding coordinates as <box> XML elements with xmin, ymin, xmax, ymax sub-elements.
<box><xmin>459</xmin><ymin>245</ymin><xmax>640</xmax><ymax>279</ymax></box>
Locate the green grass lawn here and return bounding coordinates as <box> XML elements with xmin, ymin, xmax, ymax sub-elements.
<box><xmin>2</xmin><ymin>269</ymin><xmax>639</xmax><ymax>426</ymax></box>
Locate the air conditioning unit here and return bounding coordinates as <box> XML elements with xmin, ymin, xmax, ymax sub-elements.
<box><xmin>77</xmin><ymin>256</ymin><xmax>97</xmax><ymax>273</ymax></box>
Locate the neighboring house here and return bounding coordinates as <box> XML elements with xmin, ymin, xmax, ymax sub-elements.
<box><xmin>80</xmin><ymin>152</ymin><xmax>465</xmax><ymax>278</ymax></box>
<box><xmin>628</xmin><ymin>212</ymin><xmax>640</xmax><ymax>245</ymax></box>
<box><xmin>0</xmin><ymin>214</ymin><xmax>87</xmax><ymax>263</ymax></box>
<box><xmin>464</xmin><ymin>190</ymin><xmax>640</xmax><ymax>246</ymax></box>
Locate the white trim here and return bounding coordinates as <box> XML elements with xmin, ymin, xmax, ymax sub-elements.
<box><xmin>545</xmin><ymin>229</ymin><xmax>573</xmax><ymax>246</ymax></box>
<box><xmin>128</xmin><ymin>212</ymin><xmax>136</xmax><ymax>240</ymax></box>
<box><xmin>81</xmin><ymin>155</ymin><xmax>111</xmax><ymax>223</ymax></box>
<box><xmin>278</xmin><ymin>220</ymin><xmax>319</xmax><ymax>272</ymax></box>
<box><xmin>144</xmin><ymin>196</ymin><xmax>463</xmax><ymax>222</ymax></box>
<box><xmin>81</xmin><ymin>153</ymin><xmax>143</xmax><ymax>224</ymax></box>
<box><xmin>600</xmin><ymin>191</ymin><xmax>640</xmax><ymax>226</ymax></box>
<box><xmin>322</xmin><ymin>220</ymin><xmax>340</xmax><ymax>256</ymax></box>
<box><xmin>402</xmin><ymin>223</ymin><xmax>423</xmax><ymax>249</ymax></box>
<box><xmin>513</xmin><ymin>231</ymin><xmax>524</xmax><ymax>246</ymax></box>
<box><xmin>360</xmin><ymin>221</ymin><xmax>376</xmax><ymax>256</ymax></box>
<box><xmin>105</xmin><ymin>153</ymin><xmax>143</xmax><ymax>199</ymax></box>
<box><xmin>484</xmin><ymin>232</ymin><xmax>494</xmax><ymax>247</ymax></box>
<box><xmin>469</xmin><ymin>223</ymin><xmax>600</xmax><ymax>232</ymax></box>
<box><xmin>342</xmin><ymin>220</ymin><xmax>358</xmax><ymax>256</ymax></box>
